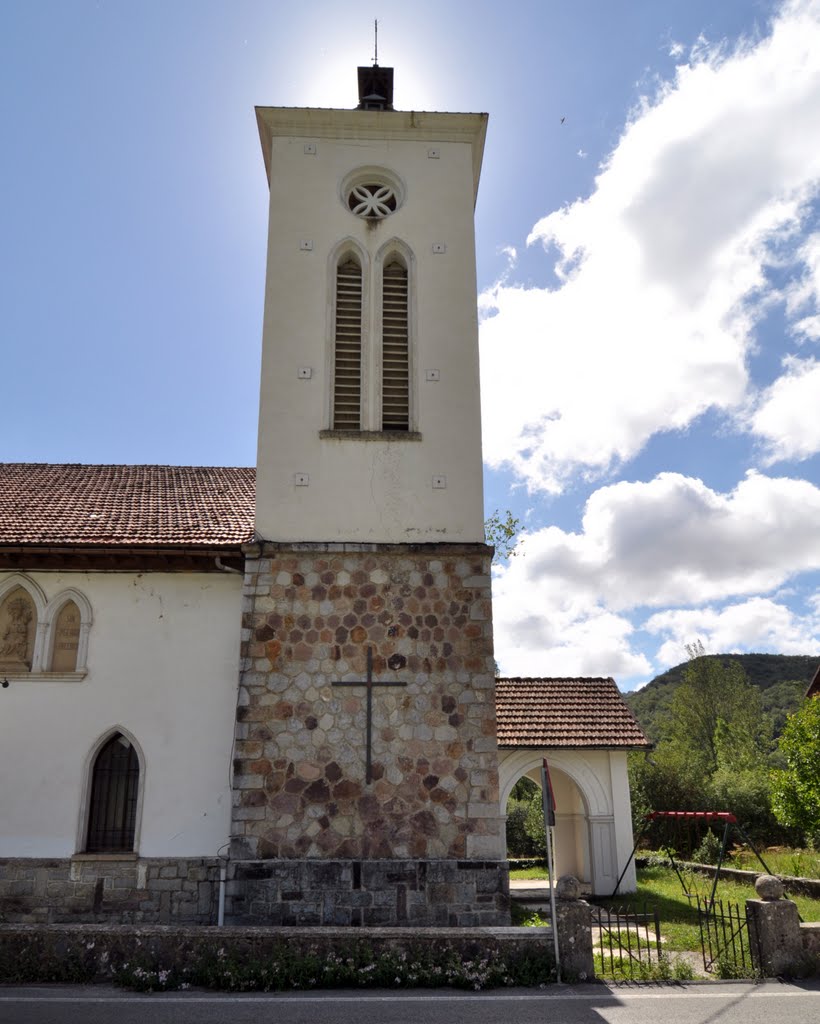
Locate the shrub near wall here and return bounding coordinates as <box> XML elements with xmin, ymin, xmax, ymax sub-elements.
<box><xmin>0</xmin><ymin>925</ymin><xmax>557</xmax><ymax>991</ymax></box>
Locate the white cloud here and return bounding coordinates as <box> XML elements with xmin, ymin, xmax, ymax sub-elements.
<box><xmin>785</xmin><ymin>230</ymin><xmax>820</xmax><ymax>339</ymax></box>
<box><xmin>491</xmin><ymin>471</ymin><xmax>820</xmax><ymax>678</ymax></box>
<box><xmin>479</xmin><ymin>0</ymin><xmax>820</xmax><ymax>494</ymax></box>
<box><xmin>645</xmin><ymin>597</ymin><xmax>820</xmax><ymax>665</ymax></box>
<box><xmin>492</xmin><ymin>570</ymin><xmax>653</xmax><ymax>679</ymax></box>
<box><xmin>751</xmin><ymin>356</ymin><xmax>820</xmax><ymax>462</ymax></box>
<box><xmin>528</xmin><ymin>472</ymin><xmax>820</xmax><ymax>608</ymax></box>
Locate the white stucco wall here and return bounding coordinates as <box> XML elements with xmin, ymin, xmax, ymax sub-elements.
<box><xmin>498</xmin><ymin>748</ymin><xmax>638</xmax><ymax>895</ymax></box>
<box><xmin>254</xmin><ymin>108</ymin><xmax>488</xmax><ymax>544</ymax></box>
<box><xmin>0</xmin><ymin>570</ymin><xmax>242</xmax><ymax>858</ymax></box>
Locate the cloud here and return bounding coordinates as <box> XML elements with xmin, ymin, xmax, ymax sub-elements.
<box><xmin>645</xmin><ymin>596</ymin><xmax>820</xmax><ymax>665</ymax></box>
<box><xmin>751</xmin><ymin>356</ymin><xmax>820</xmax><ymax>462</ymax></box>
<box><xmin>491</xmin><ymin>471</ymin><xmax>820</xmax><ymax>678</ymax></box>
<box><xmin>479</xmin><ymin>0</ymin><xmax>820</xmax><ymax>494</ymax></box>
<box><xmin>785</xmin><ymin>230</ymin><xmax>820</xmax><ymax>340</ymax></box>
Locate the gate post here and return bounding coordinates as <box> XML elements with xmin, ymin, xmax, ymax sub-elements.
<box><xmin>746</xmin><ymin>875</ymin><xmax>802</xmax><ymax>977</ymax></box>
<box><xmin>554</xmin><ymin>875</ymin><xmax>594</xmax><ymax>980</ymax></box>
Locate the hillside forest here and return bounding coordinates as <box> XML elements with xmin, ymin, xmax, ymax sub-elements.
<box><xmin>625</xmin><ymin>648</ymin><xmax>820</xmax><ymax>852</ymax></box>
<box><xmin>506</xmin><ymin>651</ymin><xmax>820</xmax><ymax>859</ymax></box>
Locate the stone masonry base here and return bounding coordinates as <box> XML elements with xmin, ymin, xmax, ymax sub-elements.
<box><xmin>226</xmin><ymin>858</ymin><xmax>510</xmax><ymax>927</ymax></box>
<box><xmin>0</xmin><ymin>858</ymin><xmax>220</xmax><ymax>925</ymax></box>
<box><xmin>1</xmin><ymin>857</ymin><xmax>510</xmax><ymax>929</ymax></box>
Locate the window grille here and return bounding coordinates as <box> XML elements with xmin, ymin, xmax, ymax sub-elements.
<box><xmin>333</xmin><ymin>257</ymin><xmax>363</xmax><ymax>430</ymax></box>
<box><xmin>347</xmin><ymin>183</ymin><xmax>398</xmax><ymax>219</ymax></box>
<box><xmin>86</xmin><ymin>734</ymin><xmax>139</xmax><ymax>852</ymax></box>
<box><xmin>381</xmin><ymin>259</ymin><xmax>409</xmax><ymax>430</ymax></box>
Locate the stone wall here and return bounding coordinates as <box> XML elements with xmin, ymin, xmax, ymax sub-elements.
<box><xmin>226</xmin><ymin>858</ymin><xmax>508</xmax><ymax>927</ymax></box>
<box><xmin>231</xmin><ymin>542</ymin><xmax>504</xmax><ymax>864</ymax></box>
<box><xmin>0</xmin><ymin>855</ymin><xmax>510</xmax><ymax>929</ymax></box>
<box><xmin>0</xmin><ymin>858</ymin><xmax>220</xmax><ymax>925</ymax></box>
<box><xmin>0</xmin><ymin>921</ymin><xmax>558</xmax><ymax>987</ymax></box>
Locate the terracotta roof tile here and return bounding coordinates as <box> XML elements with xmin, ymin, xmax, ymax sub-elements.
<box><xmin>495</xmin><ymin>676</ymin><xmax>651</xmax><ymax>749</ymax></box>
<box><xmin>0</xmin><ymin>463</ymin><xmax>255</xmax><ymax>548</ymax></box>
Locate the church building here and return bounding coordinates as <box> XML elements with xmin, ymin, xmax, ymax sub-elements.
<box><xmin>0</xmin><ymin>66</ymin><xmax>647</xmax><ymax>926</ymax></box>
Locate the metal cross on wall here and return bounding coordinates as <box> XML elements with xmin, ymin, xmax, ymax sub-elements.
<box><xmin>332</xmin><ymin>646</ymin><xmax>407</xmax><ymax>784</ymax></box>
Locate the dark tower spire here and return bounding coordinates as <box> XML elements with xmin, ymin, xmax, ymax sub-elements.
<box><xmin>357</xmin><ymin>20</ymin><xmax>393</xmax><ymax>110</ymax></box>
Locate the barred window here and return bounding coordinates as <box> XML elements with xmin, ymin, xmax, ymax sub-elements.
<box><xmin>85</xmin><ymin>733</ymin><xmax>139</xmax><ymax>852</ymax></box>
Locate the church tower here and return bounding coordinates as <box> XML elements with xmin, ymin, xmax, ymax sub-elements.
<box><xmin>229</xmin><ymin>67</ymin><xmax>508</xmax><ymax>926</ymax></box>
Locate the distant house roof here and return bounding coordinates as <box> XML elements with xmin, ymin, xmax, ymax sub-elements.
<box><xmin>0</xmin><ymin>463</ymin><xmax>255</xmax><ymax>548</ymax></box>
<box><xmin>495</xmin><ymin>676</ymin><xmax>651</xmax><ymax>749</ymax></box>
<box><xmin>806</xmin><ymin>664</ymin><xmax>820</xmax><ymax>699</ymax></box>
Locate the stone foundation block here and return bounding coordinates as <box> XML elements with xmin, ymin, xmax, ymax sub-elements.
<box><xmin>226</xmin><ymin>858</ymin><xmax>510</xmax><ymax>927</ymax></box>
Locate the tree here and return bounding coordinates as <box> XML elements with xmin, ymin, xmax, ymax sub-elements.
<box><xmin>630</xmin><ymin>647</ymin><xmax>780</xmax><ymax>844</ymax></box>
<box><xmin>663</xmin><ymin>650</ymin><xmax>772</xmax><ymax>776</ymax></box>
<box><xmin>771</xmin><ymin>698</ymin><xmax>820</xmax><ymax>845</ymax></box>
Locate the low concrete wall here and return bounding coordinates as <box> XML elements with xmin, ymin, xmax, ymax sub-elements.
<box><xmin>640</xmin><ymin>857</ymin><xmax>820</xmax><ymax>899</ymax></box>
<box><xmin>800</xmin><ymin>922</ymin><xmax>820</xmax><ymax>959</ymax></box>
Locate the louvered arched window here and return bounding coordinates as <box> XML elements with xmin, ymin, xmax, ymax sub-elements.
<box><xmin>85</xmin><ymin>733</ymin><xmax>140</xmax><ymax>852</ymax></box>
<box><xmin>332</xmin><ymin>256</ymin><xmax>363</xmax><ymax>430</ymax></box>
<box><xmin>381</xmin><ymin>258</ymin><xmax>409</xmax><ymax>431</ymax></box>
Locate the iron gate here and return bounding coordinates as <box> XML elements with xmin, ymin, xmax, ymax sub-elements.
<box><xmin>592</xmin><ymin>902</ymin><xmax>662</xmax><ymax>979</ymax></box>
<box><xmin>694</xmin><ymin>895</ymin><xmax>757</xmax><ymax>976</ymax></box>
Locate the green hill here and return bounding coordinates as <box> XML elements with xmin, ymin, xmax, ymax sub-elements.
<box><xmin>624</xmin><ymin>654</ymin><xmax>817</xmax><ymax>743</ymax></box>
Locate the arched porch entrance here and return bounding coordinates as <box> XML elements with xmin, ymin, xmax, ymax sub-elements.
<box><xmin>498</xmin><ymin>748</ymin><xmax>633</xmax><ymax>896</ymax></box>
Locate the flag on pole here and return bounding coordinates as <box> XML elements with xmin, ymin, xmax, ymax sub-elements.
<box><xmin>541</xmin><ymin>757</ymin><xmax>556</xmax><ymax>827</ymax></box>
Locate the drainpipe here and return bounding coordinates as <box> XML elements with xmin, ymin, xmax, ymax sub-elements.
<box><xmin>215</xmin><ymin>556</ymin><xmax>243</xmax><ymax>575</ymax></box>
<box><xmin>218</xmin><ymin>861</ymin><xmax>227</xmax><ymax>927</ymax></box>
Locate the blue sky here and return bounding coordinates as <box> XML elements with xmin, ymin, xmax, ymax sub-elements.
<box><xmin>2</xmin><ymin>1</ymin><xmax>819</xmax><ymax>688</ymax></box>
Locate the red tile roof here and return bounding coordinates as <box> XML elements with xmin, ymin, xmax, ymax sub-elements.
<box><xmin>495</xmin><ymin>676</ymin><xmax>651</xmax><ymax>749</ymax></box>
<box><xmin>0</xmin><ymin>464</ymin><xmax>255</xmax><ymax>547</ymax></box>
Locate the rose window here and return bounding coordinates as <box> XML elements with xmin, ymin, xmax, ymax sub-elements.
<box><xmin>347</xmin><ymin>183</ymin><xmax>398</xmax><ymax>219</ymax></box>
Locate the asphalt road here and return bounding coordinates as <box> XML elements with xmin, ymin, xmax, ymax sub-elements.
<box><xmin>2</xmin><ymin>981</ymin><xmax>820</xmax><ymax>1024</ymax></box>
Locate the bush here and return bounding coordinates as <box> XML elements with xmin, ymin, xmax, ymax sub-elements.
<box><xmin>524</xmin><ymin>795</ymin><xmax>546</xmax><ymax>853</ymax></box>
<box><xmin>506</xmin><ymin>801</ymin><xmax>539</xmax><ymax>857</ymax></box>
<box><xmin>690</xmin><ymin>829</ymin><xmax>723</xmax><ymax>865</ymax></box>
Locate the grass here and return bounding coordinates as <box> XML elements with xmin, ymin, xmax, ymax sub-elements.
<box><xmin>730</xmin><ymin>847</ymin><xmax>820</xmax><ymax>879</ymax></box>
<box><xmin>509</xmin><ymin>865</ymin><xmax>553</xmax><ymax>881</ymax></box>
<box><xmin>510</xmin><ymin>862</ymin><xmax>820</xmax><ymax>956</ymax></box>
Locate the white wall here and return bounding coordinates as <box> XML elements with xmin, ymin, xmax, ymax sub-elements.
<box><xmin>0</xmin><ymin>570</ymin><xmax>242</xmax><ymax>858</ymax></box>
<box><xmin>254</xmin><ymin>109</ymin><xmax>488</xmax><ymax>543</ymax></box>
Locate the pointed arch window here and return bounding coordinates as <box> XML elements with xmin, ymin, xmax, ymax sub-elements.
<box><xmin>85</xmin><ymin>733</ymin><xmax>140</xmax><ymax>852</ymax></box>
<box><xmin>332</xmin><ymin>256</ymin><xmax>363</xmax><ymax>430</ymax></box>
<box><xmin>381</xmin><ymin>257</ymin><xmax>409</xmax><ymax>431</ymax></box>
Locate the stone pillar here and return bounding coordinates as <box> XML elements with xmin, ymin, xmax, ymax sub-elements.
<box><xmin>746</xmin><ymin>875</ymin><xmax>803</xmax><ymax>977</ymax></box>
<box><xmin>554</xmin><ymin>875</ymin><xmax>594</xmax><ymax>980</ymax></box>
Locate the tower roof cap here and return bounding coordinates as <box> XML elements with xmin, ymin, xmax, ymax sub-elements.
<box><xmin>357</xmin><ymin>65</ymin><xmax>394</xmax><ymax>111</ymax></box>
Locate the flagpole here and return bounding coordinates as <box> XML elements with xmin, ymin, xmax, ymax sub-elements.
<box><xmin>541</xmin><ymin>758</ymin><xmax>561</xmax><ymax>982</ymax></box>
